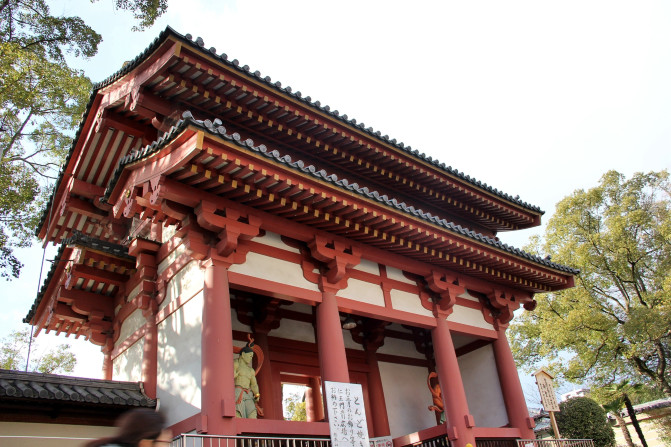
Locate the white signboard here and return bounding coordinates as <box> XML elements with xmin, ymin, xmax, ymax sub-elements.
<box><xmin>370</xmin><ymin>436</ymin><xmax>393</xmax><ymax>447</ymax></box>
<box><xmin>324</xmin><ymin>381</ymin><xmax>370</xmax><ymax>447</ymax></box>
<box><xmin>535</xmin><ymin>372</ymin><xmax>560</xmax><ymax>412</ymax></box>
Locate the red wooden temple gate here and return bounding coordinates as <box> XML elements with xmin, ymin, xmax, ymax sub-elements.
<box><xmin>25</xmin><ymin>27</ymin><xmax>576</xmax><ymax>447</ymax></box>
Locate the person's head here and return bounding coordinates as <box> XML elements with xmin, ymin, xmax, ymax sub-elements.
<box><xmin>86</xmin><ymin>408</ymin><xmax>171</xmax><ymax>447</ymax></box>
<box><xmin>240</xmin><ymin>350</ymin><xmax>254</xmax><ymax>365</ymax></box>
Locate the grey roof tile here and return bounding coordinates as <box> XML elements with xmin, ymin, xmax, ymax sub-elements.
<box><xmin>103</xmin><ymin>111</ymin><xmax>578</xmax><ymax>276</ymax></box>
<box><xmin>37</xmin><ymin>26</ymin><xmax>544</xmax><ymax>237</ymax></box>
<box><xmin>0</xmin><ymin>369</ymin><xmax>155</xmax><ymax>408</ymax></box>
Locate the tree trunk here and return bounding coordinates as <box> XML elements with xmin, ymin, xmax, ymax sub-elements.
<box><xmin>624</xmin><ymin>394</ymin><xmax>648</xmax><ymax>447</ymax></box>
<box><xmin>612</xmin><ymin>411</ymin><xmax>636</xmax><ymax>447</ymax></box>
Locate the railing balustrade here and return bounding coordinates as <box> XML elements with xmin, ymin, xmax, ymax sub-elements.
<box><xmin>516</xmin><ymin>439</ymin><xmax>595</xmax><ymax>447</ymax></box>
<box><xmin>172</xmin><ymin>434</ymin><xmax>332</xmax><ymax>447</ymax></box>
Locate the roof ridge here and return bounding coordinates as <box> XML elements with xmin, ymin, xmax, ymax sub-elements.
<box><xmin>103</xmin><ymin>110</ymin><xmax>576</xmax><ymax>276</ymax></box>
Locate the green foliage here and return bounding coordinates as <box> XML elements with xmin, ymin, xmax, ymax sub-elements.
<box><xmin>511</xmin><ymin>171</ymin><xmax>671</xmax><ymax>395</ymax></box>
<box><xmin>0</xmin><ymin>0</ymin><xmax>100</xmax><ymax>278</ymax></box>
<box><xmin>555</xmin><ymin>397</ymin><xmax>615</xmax><ymax>447</ymax></box>
<box><xmin>283</xmin><ymin>389</ymin><xmax>307</xmax><ymax>421</ymax></box>
<box><xmin>0</xmin><ymin>0</ymin><xmax>167</xmax><ymax>278</ymax></box>
<box><xmin>91</xmin><ymin>0</ymin><xmax>168</xmax><ymax>31</ymax></box>
<box><xmin>0</xmin><ymin>328</ymin><xmax>76</xmax><ymax>374</ymax></box>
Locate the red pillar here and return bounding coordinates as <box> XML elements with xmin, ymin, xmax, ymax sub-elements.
<box><xmin>365</xmin><ymin>347</ymin><xmax>390</xmax><ymax>437</ymax></box>
<box><xmin>201</xmin><ymin>259</ymin><xmax>236</xmax><ymax>434</ymax></box>
<box><xmin>306</xmin><ymin>377</ymin><xmax>324</xmax><ymax>421</ymax></box>
<box><xmin>493</xmin><ymin>328</ymin><xmax>535</xmax><ymax>438</ymax></box>
<box><xmin>142</xmin><ymin>310</ymin><xmax>158</xmax><ymax>399</ymax></box>
<box><xmin>316</xmin><ymin>290</ymin><xmax>350</xmax><ymax>384</ymax></box>
<box><xmin>253</xmin><ymin>330</ymin><xmax>280</xmax><ymax>420</ymax></box>
<box><xmin>102</xmin><ymin>340</ymin><xmax>113</xmax><ymax>380</ymax></box>
<box><xmin>432</xmin><ymin>317</ymin><xmax>476</xmax><ymax>447</ymax></box>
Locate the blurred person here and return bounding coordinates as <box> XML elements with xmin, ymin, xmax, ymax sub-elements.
<box><xmin>85</xmin><ymin>408</ymin><xmax>172</xmax><ymax>447</ymax></box>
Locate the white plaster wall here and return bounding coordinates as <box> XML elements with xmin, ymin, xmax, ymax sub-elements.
<box><xmin>255</xmin><ymin>231</ymin><xmax>299</xmax><ymax>253</ymax></box>
<box><xmin>447</xmin><ymin>305</ymin><xmax>494</xmax><ymax>330</ymax></box>
<box><xmin>343</xmin><ymin>327</ymin><xmax>364</xmax><ymax>350</ymax></box>
<box><xmin>158</xmin><ymin>243</ymin><xmax>188</xmax><ymax>275</ymax></box>
<box><xmin>390</xmin><ymin>289</ymin><xmax>433</xmax><ymax>317</ymax></box>
<box><xmin>459</xmin><ymin>289</ymin><xmax>480</xmax><ymax>302</ymax></box>
<box><xmin>385</xmin><ymin>266</ymin><xmax>415</xmax><ymax>284</ymax></box>
<box><xmin>353</xmin><ymin>258</ymin><xmax>380</xmax><ymax>275</ymax></box>
<box><xmin>269</xmin><ymin>318</ymin><xmax>316</xmax><ymax>343</ymax></box>
<box><xmin>117</xmin><ymin>308</ymin><xmax>145</xmax><ymax>344</ymax></box>
<box><xmin>339</xmin><ymin>278</ymin><xmax>385</xmax><ymax>307</ymax></box>
<box><xmin>232</xmin><ymin>308</ymin><xmax>252</xmax><ymax>332</ymax></box>
<box><xmin>157</xmin><ymin>290</ymin><xmax>204</xmax><ymax>427</ymax></box>
<box><xmin>377</xmin><ymin>336</ymin><xmax>424</xmax><ymax>359</ymax></box>
<box><xmin>160</xmin><ymin>260</ymin><xmax>204</xmax><ymax>311</ymax></box>
<box><xmin>0</xmin><ymin>422</ymin><xmax>116</xmax><ymax>447</ymax></box>
<box><xmin>162</xmin><ymin>223</ymin><xmax>178</xmax><ymax>243</ymax></box>
<box><xmin>458</xmin><ymin>344</ymin><xmax>508</xmax><ymax>428</ymax></box>
<box><xmin>229</xmin><ymin>252</ymin><xmax>320</xmax><ymax>292</ymax></box>
<box><xmin>379</xmin><ymin>362</ymin><xmax>436</xmax><ymax>438</ymax></box>
<box><xmin>113</xmin><ymin>337</ymin><xmax>143</xmax><ymax>381</ymax></box>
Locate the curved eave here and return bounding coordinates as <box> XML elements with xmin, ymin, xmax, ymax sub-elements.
<box><xmin>38</xmin><ymin>26</ymin><xmax>543</xmax><ymax>244</ymax></box>
<box><xmin>104</xmin><ymin>114</ymin><xmax>576</xmax><ymax>293</ymax></box>
<box><xmin>24</xmin><ymin>235</ymin><xmax>135</xmax><ymax>341</ymax></box>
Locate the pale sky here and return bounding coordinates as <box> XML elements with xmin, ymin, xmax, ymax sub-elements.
<box><xmin>2</xmin><ymin>1</ymin><xmax>670</xmax><ymax>397</ymax></box>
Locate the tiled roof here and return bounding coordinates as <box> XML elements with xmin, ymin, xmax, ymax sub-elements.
<box><xmin>37</xmin><ymin>26</ymin><xmax>544</xmax><ymax>237</ymax></box>
<box><xmin>104</xmin><ymin>111</ymin><xmax>579</xmax><ymax>276</ymax></box>
<box><xmin>23</xmin><ymin>243</ymin><xmax>67</xmax><ymax>323</ymax></box>
<box><xmin>63</xmin><ymin>231</ymin><xmax>134</xmax><ymax>260</ymax></box>
<box><xmin>23</xmin><ymin>232</ymin><xmax>135</xmax><ymax>324</ymax></box>
<box><xmin>0</xmin><ymin>369</ymin><xmax>155</xmax><ymax>408</ymax></box>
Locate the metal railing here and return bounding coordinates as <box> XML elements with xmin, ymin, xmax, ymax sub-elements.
<box><xmin>172</xmin><ymin>434</ymin><xmax>332</xmax><ymax>447</ymax></box>
<box><xmin>516</xmin><ymin>440</ymin><xmax>595</xmax><ymax>447</ymax></box>
<box><xmin>415</xmin><ymin>434</ymin><xmax>450</xmax><ymax>447</ymax></box>
<box><xmin>476</xmin><ymin>439</ymin><xmax>517</xmax><ymax>447</ymax></box>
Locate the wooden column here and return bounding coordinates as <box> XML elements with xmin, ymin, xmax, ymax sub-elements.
<box><xmin>102</xmin><ymin>339</ymin><xmax>113</xmax><ymax>380</ymax></box>
<box><xmin>141</xmin><ymin>308</ymin><xmax>158</xmax><ymax>399</ymax></box>
<box><xmin>201</xmin><ymin>258</ymin><xmax>236</xmax><ymax>434</ymax></box>
<box><xmin>493</xmin><ymin>328</ymin><xmax>535</xmax><ymax>438</ymax></box>
<box><xmin>364</xmin><ymin>347</ymin><xmax>390</xmax><ymax>436</ymax></box>
<box><xmin>316</xmin><ymin>289</ymin><xmax>350</xmax><ymax>384</ymax></box>
<box><xmin>253</xmin><ymin>330</ymin><xmax>281</xmax><ymax>420</ymax></box>
<box><xmin>432</xmin><ymin>317</ymin><xmax>476</xmax><ymax>447</ymax></box>
<box><xmin>306</xmin><ymin>376</ymin><xmax>324</xmax><ymax>421</ymax></box>
<box><xmin>129</xmin><ymin>239</ymin><xmax>161</xmax><ymax>400</ymax></box>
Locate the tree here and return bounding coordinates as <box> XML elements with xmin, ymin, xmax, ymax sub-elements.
<box><xmin>92</xmin><ymin>0</ymin><xmax>168</xmax><ymax>31</ymax></box>
<box><xmin>596</xmin><ymin>382</ymin><xmax>648</xmax><ymax>447</ymax></box>
<box><xmin>0</xmin><ymin>328</ymin><xmax>76</xmax><ymax>374</ymax></box>
<box><xmin>0</xmin><ymin>0</ymin><xmax>167</xmax><ymax>279</ymax></box>
<box><xmin>511</xmin><ymin>171</ymin><xmax>671</xmax><ymax>395</ymax></box>
<box><xmin>555</xmin><ymin>397</ymin><xmax>615</xmax><ymax>447</ymax></box>
<box><xmin>283</xmin><ymin>389</ymin><xmax>307</xmax><ymax>421</ymax></box>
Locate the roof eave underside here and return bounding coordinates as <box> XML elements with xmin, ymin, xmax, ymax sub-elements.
<box><xmin>103</xmin><ymin>115</ymin><xmax>576</xmax><ymax>293</ymax></box>
<box><xmin>37</xmin><ymin>26</ymin><xmax>543</xmax><ymax>242</ymax></box>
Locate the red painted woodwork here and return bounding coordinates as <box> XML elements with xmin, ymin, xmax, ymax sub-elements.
<box><xmin>316</xmin><ymin>290</ymin><xmax>350</xmax><ymax>385</ymax></box>
<box><xmin>201</xmin><ymin>259</ymin><xmax>236</xmax><ymax>434</ymax></box>
<box><xmin>253</xmin><ymin>331</ymin><xmax>280</xmax><ymax>420</ymax></box>
<box><xmin>25</xmin><ymin>28</ymin><xmax>580</xmax><ymax>447</ymax></box>
<box><xmin>364</xmin><ymin>347</ymin><xmax>391</xmax><ymax>437</ymax></box>
<box><xmin>142</xmin><ymin>310</ymin><xmax>158</xmax><ymax>399</ymax></box>
<box><xmin>492</xmin><ymin>329</ymin><xmax>535</xmax><ymax>437</ymax></box>
<box><xmin>432</xmin><ymin>316</ymin><xmax>476</xmax><ymax>447</ymax></box>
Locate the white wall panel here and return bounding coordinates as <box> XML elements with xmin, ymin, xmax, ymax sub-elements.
<box><xmin>379</xmin><ymin>362</ymin><xmax>436</xmax><ymax>438</ymax></box>
<box><xmin>157</xmin><ymin>291</ymin><xmax>204</xmax><ymax>426</ymax></box>
<box><xmin>458</xmin><ymin>345</ymin><xmax>508</xmax><ymax>427</ymax></box>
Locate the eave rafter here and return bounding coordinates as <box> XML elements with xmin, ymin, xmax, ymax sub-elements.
<box><xmin>143</xmin><ymin>47</ymin><xmax>541</xmax><ymax>232</ymax></box>
<box><xmin>108</xmin><ymin>127</ymin><xmax>571</xmax><ymax>293</ymax></box>
<box><xmin>32</xmin><ymin>243</ymin><xmax>134</xmax><ymax>345</ymax></box>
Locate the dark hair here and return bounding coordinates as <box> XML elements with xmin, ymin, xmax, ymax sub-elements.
<box><xmin>86</xmin><ymin>408</ymin><xmax>166</xmax><ymax>447</ymax></box>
